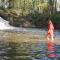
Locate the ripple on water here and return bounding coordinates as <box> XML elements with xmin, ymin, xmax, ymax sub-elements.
<box><xmin>0</xmin><ymin>41</ymin><xmax>60</xmax><ymax>60</ymax></box>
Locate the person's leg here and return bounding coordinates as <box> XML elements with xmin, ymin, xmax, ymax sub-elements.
<box><xmin>51</xmin><ymin>34</ymin><xmax>54</xmax><ymax>42</ymax></box>
<box><xmin>47</xmin><ymin>36</ymin><xmax>49</xmax><ymax>40</ymax></box>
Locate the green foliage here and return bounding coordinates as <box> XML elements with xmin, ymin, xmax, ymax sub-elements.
<box><xmin>51</xmin><ymin>13</ymin><xmax>60</xmax><ymax>24</ymax></box>
<box><xmin>0</xmin><ymin>0</ymin><xmax>59</xmax><ymax>28</ymax></box>
<box><xmin>0</xmin><ymin>0</ymin><xmax>49</xmax><ymax>14</ymax></box>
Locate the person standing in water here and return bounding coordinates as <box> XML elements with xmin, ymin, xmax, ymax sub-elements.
<box><xmin>47</xmin><ymin>20</ymin><xmax>57</xmax><ymax>58</ymax></box>
<box><xmin>47</xmin><ymin>20</ymin><xmax>54</xmax><ymax>42</ymax></box>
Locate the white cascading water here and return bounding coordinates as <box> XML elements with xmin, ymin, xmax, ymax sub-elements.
<box><xmin>0</xmin><ymin>17</ymin><xmax>14</xmax><ymax>30</ymax></box>
<box><xmin>0</xmin><ymin>17</ymin><xmax>46</xmax><ymax>32</ymax></box>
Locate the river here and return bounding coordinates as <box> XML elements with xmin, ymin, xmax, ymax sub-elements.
<box><xmin>0</xmin><ymin>17</ymin><xmax>60</xmax><ymax>60</ymax></box>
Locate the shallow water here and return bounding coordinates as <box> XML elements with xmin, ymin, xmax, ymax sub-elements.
<box><xmin>0</xmin><ymin>27</ymin><xmax>60</xmax><ymax>60</ymax></box>
<box><xmin>0</xmin><ymin>35</ymin><xmax>60</xmax><ymax>60</ymax></box>
<box><xmin>0</xmin><ymin>41</ymin><xmax>60</xmax><ymax>60</ymax></box>
<box><xmin>0</xmin><ymin>17</ymin><xmax>60</xmax><ymax>60</ymax></box>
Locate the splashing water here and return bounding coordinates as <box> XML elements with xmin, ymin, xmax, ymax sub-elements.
<box><xmin>0</xmin><ymin>17</ymin><xmax>47</xmax><ymax>33</ymax></box>
<box><xmin>0</xmin><ymin>17</ymin><xmax>14</xmax><ymax>30</ymax></box>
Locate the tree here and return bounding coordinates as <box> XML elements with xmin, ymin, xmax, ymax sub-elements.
<box><xmin>48</xmin><ymin>0</ymin><xmax>57</xmax><ymax>15</ymax></box>
<box><xmin>54</xmin><ymin>0</ymin><xmax>57</xmax><ymax>13</ymax></box>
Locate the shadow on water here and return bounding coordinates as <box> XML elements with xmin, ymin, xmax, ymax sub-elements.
<box><xmin>0</xmin><ymin>41</ymin><xmax>60</xmax><ymax>60</ymax></box>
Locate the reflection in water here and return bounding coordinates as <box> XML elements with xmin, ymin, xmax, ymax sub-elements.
<box><xmin>0</xmin><ymin>41</ymin><xmax>60</xmax><ymax>60</ymax></box>
<box><xmin>0</xmin><ymin>29</ymin><xmax>59</xmax><ymax>60</ymax></box>
<box><xmin>0</xmin><ymin>17</ymin><xmax>60</xmax><ymax>60</ymax></box>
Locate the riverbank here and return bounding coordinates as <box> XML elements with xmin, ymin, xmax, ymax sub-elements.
<box><xmin>0</xmin><ymin>10</ymin><xmax>60</xmax><ymax>29</ymax></box>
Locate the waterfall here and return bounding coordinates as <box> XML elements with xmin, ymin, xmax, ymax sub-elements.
<box><xmin>0</xmin><ymin>17</ymin><xmax>14</xmax><ymax>30</ymax></box>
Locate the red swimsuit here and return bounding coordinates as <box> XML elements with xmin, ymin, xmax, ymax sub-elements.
<box><xmin>47</xmin><ymin>21</ymin><xmax>54</xmax><ymax>37</ymax></box>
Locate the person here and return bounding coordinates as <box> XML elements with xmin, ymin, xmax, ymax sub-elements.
<box><xmin>47</xmin><ymin>20</ymin><xmax>57</xmax><ymax>58</ymax></box>
<box><xmin>47</xmin><ymin>20</ymin><xmax>54</xmax><ymax>42</ymax></box>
